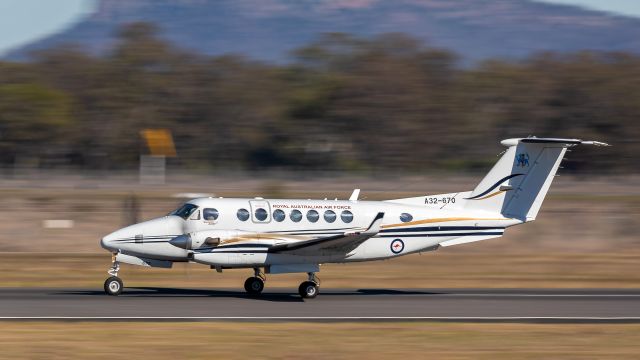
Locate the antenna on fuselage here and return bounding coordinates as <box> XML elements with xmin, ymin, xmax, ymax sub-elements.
<box><xmin>349</xmin><ymin>189</ymin><xmax>360</xmax><ymax>201</ymax></box>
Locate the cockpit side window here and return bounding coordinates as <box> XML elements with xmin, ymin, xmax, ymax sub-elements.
<box><xmin>169</xmin><ymin>204</ymin><xmax>199</xmax><ymax>220</ymax></box>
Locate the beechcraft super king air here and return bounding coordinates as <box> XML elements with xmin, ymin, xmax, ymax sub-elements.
<box><xmin>101</xmin><ymin>137</ymin><xmax>609</xmax><ymax>298</ymax></box>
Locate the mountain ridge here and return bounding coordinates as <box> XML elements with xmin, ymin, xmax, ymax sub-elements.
<box><xmin>5</xmin><ymin>0</ymin><xmax>640</xmax><ymax>62</ymax></box>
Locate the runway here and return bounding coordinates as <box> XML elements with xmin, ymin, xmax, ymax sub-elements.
<box><xmin>1</xmin><ymin>288</ymin><xmax>639</xmax><ymax>322</ymax></box>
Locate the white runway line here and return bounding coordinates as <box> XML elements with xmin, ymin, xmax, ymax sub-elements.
<box><xmin>1</xmin><ymin>316</ymin><xmax>640</xmax><ymax>320</ymax></box>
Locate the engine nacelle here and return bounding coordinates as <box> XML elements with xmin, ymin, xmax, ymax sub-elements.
<box><xmin>169</xmin><ymin>230</ymin><xmax>252</xmax><ymax>250</ymax></box>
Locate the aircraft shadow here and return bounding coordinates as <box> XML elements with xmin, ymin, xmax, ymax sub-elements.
<box><xmin>58</xmin><ymin>287</ymin><xmax>303</xmax><ymax>302</ymax></box>
<box><xmin>55</xmin><ymin>287</ymin><xmax>442</xmax><ymax>302</ymax></box>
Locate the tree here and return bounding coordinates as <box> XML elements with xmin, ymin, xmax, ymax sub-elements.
<box><xmin>0</xmin><ymin>83</ymin><xmax>73</xmax><ymax>164</ymax></box>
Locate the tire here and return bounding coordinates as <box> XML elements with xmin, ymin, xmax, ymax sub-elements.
<box><xmin>244</xmin><ymin>277</ymin><xmax>264</xmax><ymax>295</ymax></box>
<box><xmin>104</xmin><ymin>276</ymin><xmax>123</xmax><ymax>296</ymax></box>
<box><xmin>298</xmin><ymin>281</ymin><xmax>319</xmax><ymax>299</ymax></box>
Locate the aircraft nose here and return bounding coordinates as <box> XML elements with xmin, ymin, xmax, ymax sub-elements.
<box><xmin>100</xmin><ymin>232</ymin><xmax>118</xmax><ymax>251</ymax></box>
<box><xmin>100</xmin><ymin>216</ymin><xmax>185</xmax><ymax>252</ymax></box>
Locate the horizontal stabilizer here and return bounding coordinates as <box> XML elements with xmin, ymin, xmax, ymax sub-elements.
<box><xmin>501</xmin><ymin>137</ymin><xmax>610</xmax><ymax>147</ymax></box>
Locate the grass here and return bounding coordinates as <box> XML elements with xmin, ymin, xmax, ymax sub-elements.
<box><xmin>1</xmin><ymin>251</ymin><xmax>639</xmax><ymax>289</ymax></box>
<box><xmin>0</xmin><ymin>322</ymin><xmax>638</xmax><ymax>359</ymax></box>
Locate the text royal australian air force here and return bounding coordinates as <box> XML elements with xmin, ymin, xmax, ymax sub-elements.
<box><xmin>272</xmin><ymin>203</ymin><xmax>353</xmax><ymax>210</ymax></box>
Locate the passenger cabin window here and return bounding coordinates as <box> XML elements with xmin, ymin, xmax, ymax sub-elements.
<box><xmin>324</xmin><ymin>210</ymin><xmax>336</xmax><ymax>223</ymax></box>
<box><xmin>273</xmin><ymin>209</ymin><xmax>285</xmax><ymax>222</ymax></box>
<box><xmin>307</xmin><ymin>210</ymin><xmax>319</xmax><ymax>223</ymax></box>
<box><xmin>170</xmin><ymin>204</ymin><xmax>198</xmax><ymax>220</ymax></box>
<box><xmin>203</xmin><ymin>208</ymin><xmax>219</xmax><ymax>221</ymax></box>
<box><xmin>237</xmin><ymin>208</ymin><xmax>250</xmax><ymax>221</ymax></box>
<box><xmin>255</xmin><ymin>208</ymin><xmax>268</xmax><ymax>221</ymax></box>
<box><xmin>341</xmin><ymin>210</ymin><xmax>354</xmax><ymax>223</ymax></box>
<box><xmin>400</xmin><ymin>213</ymin><xmax>413</xmax><ymax>222</ymax></box>
<box><xmin>290</xmin><ymin>209</ymin><xmax>302</xmax><ymax>222</ymax></box>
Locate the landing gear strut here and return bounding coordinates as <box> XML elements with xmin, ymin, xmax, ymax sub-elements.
<box><xmin>104</xmin><ymin>254</ymin><xmax>123</xmax><ymax>296</ymax></box>
<box><xmin>244</xmin><ymin>268</ymin><xmax>265</xmax><ymax>296</ymax></box>
<box><xmin>298</xmin><ymin>272</ymin><xmax>320</xmax><ymax>299</ymax></box>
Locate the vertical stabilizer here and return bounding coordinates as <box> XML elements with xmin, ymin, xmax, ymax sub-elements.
<box><xmin>464</xmin><ymin>137</ymin><xmax>608</xmax><ymax>221</ymax></box>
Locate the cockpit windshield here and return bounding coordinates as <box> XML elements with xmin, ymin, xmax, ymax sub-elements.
<box><xmin>169</xmin><ymin>203</ymin><xmax>198</xmax><ymax>219</ymax></box>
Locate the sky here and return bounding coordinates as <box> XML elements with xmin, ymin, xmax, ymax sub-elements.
<box><xmin>0</xmin><ymin>0</ymin><xmax>95</xmax><ymax>55</ymax></box>
<box><xmin>537</xmin><ymin>0</ymin><xmax>640</xmax><ymax>16</ymax></box>
<box><xmin>0</xmin><ymin>0</ymin><xmax>639</xmax><ymax>55</ymax></box>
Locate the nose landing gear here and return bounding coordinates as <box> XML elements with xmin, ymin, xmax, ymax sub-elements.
<box><xmin>104</xmin><ymin>254</ymin><xmax>123</xmax><ymax>296</ymax></box>
<box><xmin>244</xmin><ymin>268</ymin><xmax>266</xmax><ymax>296</ymax></box>
<box><xmin>104</xmin><ymin>276</ymin><xmax>123</xmax><ymax>296</ymax></box>
<box><xmin>298</xmin><ymin>272</ymin><xmax>320</xmax><ymax>299</ymax></box>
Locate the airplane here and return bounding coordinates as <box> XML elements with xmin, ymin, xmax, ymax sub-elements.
<box><xmin>100</xmin><ymin>137</ymin><xmax>609</xmax><ymax>298</ymax></box>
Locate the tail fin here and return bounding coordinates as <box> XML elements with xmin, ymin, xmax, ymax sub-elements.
<box><xmin>464</xmin><ymin>137</ymin><xmax>609</xmax><ymax>221</ymax></box>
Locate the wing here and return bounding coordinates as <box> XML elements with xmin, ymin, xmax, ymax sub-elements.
<box><xmin>268</xmin><ymin>212</ymin><xmax>385</xmax><ymax>256</ymax></box>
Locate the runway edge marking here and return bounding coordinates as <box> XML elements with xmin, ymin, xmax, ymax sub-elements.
<box><xmin>1</xmin><ymin>316</ymin><xmax>640</xmax><ymax>323</ymax></box>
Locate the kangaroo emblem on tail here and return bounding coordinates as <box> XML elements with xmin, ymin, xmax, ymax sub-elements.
<box><xmin>516</xmin><ymin>153</ymin><xmax>529</xmax><ymax>167</ymax></box>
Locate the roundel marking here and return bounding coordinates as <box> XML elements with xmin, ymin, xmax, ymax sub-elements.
<box><xmin>390</xmin><ymin>239</ymin><xmax>405</xmax><ymax>254</ymax></box>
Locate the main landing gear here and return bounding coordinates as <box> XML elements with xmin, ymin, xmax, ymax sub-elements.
<box><xmin>104</xmin><ymin>254</ymin><xmax>123</xmax><ymax>296</ymax></box>
<box><xmin>298</xmin><ymin>272</ymin><xmax>320</xmax><ymax>299</ymax></box>
<box><xmin>242</xmin><ymin>269</ymin><xmax>320</xmax><ymax>299</ymax></box>
<box><xmin>244</xmin><ymin>268</ymin><xmax>266</xmax><ymax>296</ymax></box>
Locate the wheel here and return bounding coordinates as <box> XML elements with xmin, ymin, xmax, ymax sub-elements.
<box><xmin>244</xmin><ymin>277</ymin><xmax>264</xmax><ymax>295</ymax></box>
<box><xmin>298</xmin><ymin>281</ymin><xmax>319</xmax><ymax>299</ymax></box>
<box><xmin>104</xmin><ymin>276</ymin><xmax>123</xmax><ymax>296</ymax></box>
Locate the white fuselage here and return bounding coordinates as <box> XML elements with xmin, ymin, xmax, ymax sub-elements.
<box><xmin>101</xmin><ymin>197</ymin><xmax>520</xmax><ymax>269</ymax></box>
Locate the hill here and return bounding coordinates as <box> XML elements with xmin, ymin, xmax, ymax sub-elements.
<box><xmin>5</xmin><ymin>0</ymin><xmax>640</xmax><ymax>62</ymax></box>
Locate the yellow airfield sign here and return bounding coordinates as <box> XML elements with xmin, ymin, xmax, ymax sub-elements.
<box><xmin>140</xmin><ymin>129</ymin><xmax>177</xmax><ymax>157</ymax></box>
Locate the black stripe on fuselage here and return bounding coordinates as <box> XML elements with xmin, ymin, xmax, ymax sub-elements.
<box><xmin>111</xmin><ymin>235</ymin><xmax>178</xmax><ymax>242</ymax></box>
<box><xmin>465</xmin><ymin>173</ymin><xmax>525</xmax><ymax>200</ymax></box>
<box><xmin>378</xmin><ymin>232</ymin><xmax>504</xmax><ymax>238</ymax></box>
<box><xmin>115</xmin><ymin>240</ymin><xmax>172</xmax><ymax>244</ymax></box>
<box><xmin>381</xmin><ymin>226</ymin><xmax>504</xmax><ymax>233</ymax></box>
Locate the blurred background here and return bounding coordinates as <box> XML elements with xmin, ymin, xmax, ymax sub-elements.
<box><xmin>0</xmin><ymin>0</ymin><xmax>638</xmax><ymax>289</ymax></box>
<box><xmin>0</xmin><ymin>2</ymin><xmax>639</xmax><ymax>358</ymax></box>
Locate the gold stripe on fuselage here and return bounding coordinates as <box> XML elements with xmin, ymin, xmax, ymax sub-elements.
<box><xmin>473</xmin><ymin>190</ymin><xmax>505</xmax><ymax>200</ymax></box>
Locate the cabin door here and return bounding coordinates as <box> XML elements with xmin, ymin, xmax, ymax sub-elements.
<box><xmin>249</xmin><ymin>199</ymin><xmax>271</xmax><ymax>224</ymax></box>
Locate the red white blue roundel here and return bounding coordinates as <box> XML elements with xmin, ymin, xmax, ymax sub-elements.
<box><xmin>390</xmin><ymin>239</ymin><xmax>405</xmax><ymax>254</ymax></box>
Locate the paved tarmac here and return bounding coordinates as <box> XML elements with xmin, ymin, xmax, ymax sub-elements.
<box><xmin>0</xmin><ymin>288</ymin><xmax>639</xmax><ymax>321</ymax></box>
